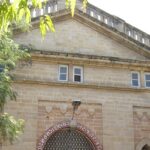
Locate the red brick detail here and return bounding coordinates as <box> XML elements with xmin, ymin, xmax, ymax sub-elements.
<box><xmin>37</xmin><ymin>121</ymin><xmax>103</xmax><ymax>150</ymax></box>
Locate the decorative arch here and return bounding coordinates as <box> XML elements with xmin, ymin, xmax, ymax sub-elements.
<box><xmin>136</xmin><ymin>138</ymin><xmax>150</xmax><ymax>150</ymax></box>
<box><xmin>37</xmin><ymin>121</ymin><xmax>102</xmax><ymax>150</ymax></box>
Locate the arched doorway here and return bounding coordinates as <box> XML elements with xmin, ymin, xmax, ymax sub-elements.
<box><xmin>142</xmin><ymin>145</ymin><xmax>150</xmax><ymax>150</ymax></box>
<box><xmin>37</xmin><ymin>121</ymin><xmax>102</xmax><ymax>150</ymax></box>
<box><xmin>43</xmin><ymin>128</ymin><xmax>95</xmax><ymax>149</ymax></box>
<box><xmin>136</xmin><ymin>138</ymin><xmax>150</xmax><ymax>150</ymax></box>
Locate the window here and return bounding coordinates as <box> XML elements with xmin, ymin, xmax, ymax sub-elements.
<box><xmin>145</xmin><ymin>73</ymin><xmax>150</xmax><ymax>88</ymax></box>
<box><xmin>73</xmin><ymin>66</ymin><xmax>83</xmax><ymax>83</ymax></box>
<box><xmin>58</xmin><ymin>65</ymin><xmax>68</xmax><ymax>81</ymax></box>
<box><xmin>131</xmin><ymin>72</ymin><xmax>140</xmax><ymax>87</ymax></box>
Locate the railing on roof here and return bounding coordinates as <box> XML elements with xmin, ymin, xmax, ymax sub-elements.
<box><xmin>30</xmin><ymin>0</ymin><xmax>150</xmax><ymax>47</ymax></box>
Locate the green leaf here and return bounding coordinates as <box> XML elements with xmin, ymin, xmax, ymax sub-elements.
<box><xmin>25</xmin><ymin>8</ymin><xmax>31</xmax><ymax>24</ymax></box>
<box><xmin>45</xmin><ymin>15</ymin><xmax>55</xmax><ymax>32</ymax></box>
<box><xmin>83</xmin><ymin>0</ymin><xmax>87</xmax><ymax>10</ymax></box>
<box><xmin>40</xmin><ymin>17</ymin><xmax>46</xmax><ymax>37</ymax></box>
<box><xmin>18</xmin><ymin>8</ymin><xmax>25</xmax><ymax>21</ymax></box>
<box><xmin>0</xmin><ymin>113</ymin><xmax>25</xmax><ymax>143</ymax></box>
<box><xmin>39</xmin><ymin>15</ymin><xmax>55</xmax><ymax>38</ymax></box>
<box><xmin>70</xmin><ymin>0</ymin><xmax>76</xmax><ymax>17</ymax></box>
<box><xmin>66</xmin><ymin>0</ymin><xmax>69</xmax><ymax>9</ymax></box>
<box><xmin>32</xmin><ymin>0</ymin><xmax>37</xmax><ymax>7</ymax></box>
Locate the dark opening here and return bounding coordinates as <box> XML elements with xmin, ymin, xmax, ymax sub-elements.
<box><xmin>74</xmin><ymin>75</ymin><xmax>81</xmax><ymax>82</ymax></box>
<box><xmin>43</xmin><ymin>128</ymin><xmax>95</xmax><ymax>150</ymax></box>
<box><xmin>142</xmin><ymin>144</ymin><xmax>150</xmax><ymax>150</ymax></box>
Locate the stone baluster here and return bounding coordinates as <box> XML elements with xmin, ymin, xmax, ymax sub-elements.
<box><xmin>29</xmin><ymin>0</ymin><xmax>150</xmax><ymax>48</ymax></box>
<box><xmin>113</xmin><ymin>18</ymin><xmax>125</xmax><ymax>33</ymax></box>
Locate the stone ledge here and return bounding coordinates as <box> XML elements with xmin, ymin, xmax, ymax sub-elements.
<box><xmin>29</xmin><ymin>50</ymin><xmax>150</xmax><ymax>69</ymax></box>
<box><xmin>14</xmin><ymin>79</ymin><xmax>150</xmax><ymax>92</ymax></box>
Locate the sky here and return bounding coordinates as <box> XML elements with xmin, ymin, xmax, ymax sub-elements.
<box><xmin>88</xmin><ymin>0</ymin><xmax>150</xmax><ymax>35</ymax></box>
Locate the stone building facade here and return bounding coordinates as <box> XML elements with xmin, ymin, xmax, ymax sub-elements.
<box><xmin>2</xmin><ymin>0</ymin><xmax>150</xmax><ymax>150</ymax></box>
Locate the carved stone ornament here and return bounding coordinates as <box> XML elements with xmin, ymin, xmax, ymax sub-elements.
<box><xmin>45</xmin><ymin>106</ymin><xmax>53</xmax><ymax>113</ymax></box>
<box><xmin>59</xmin><ymin>104</ymin><xmax>68</xmax><ymax>114</ymax></box>
<box><xmin>88</xmin><ymin>108</ymin><xmax>95</xmax><ymax>116</ymax></box>
<box><xmin>37</xmin><ymin>121</ymin><xmax>103</xmax><ymax>150</ymax></box>
<box><xmin>134</xmin><ymin>111</ymin><xmax>150</xmax><ymax>120</ymax></box>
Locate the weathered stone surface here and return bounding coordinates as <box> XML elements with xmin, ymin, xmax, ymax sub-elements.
<box><xmin>3</xmin><ymin>5</ymin><xmax>150</xmax><ymax>150</ymax></box>
<box><xmin>14</xmin><ymin>19</ymin><xmax>147</xmax><ymax>60</ymax></box>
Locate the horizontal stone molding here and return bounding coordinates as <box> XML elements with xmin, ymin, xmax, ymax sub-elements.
<box><xmin>14</xmin><ymin>79</ymin><xmax>150</xmax><ymax>93</ymax></box>
<box><xmin>29</xmin><ymin>51</ymin><xmax>150</xmax><ymax>70</ymax></box>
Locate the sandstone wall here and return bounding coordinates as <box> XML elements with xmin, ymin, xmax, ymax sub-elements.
<box><xmin>2</xmin><ymin>67</ymin><xmax>150</xmax><ymax>150</ymax></box>
<box><xmin>14</xmin><ymin>19</ymin><xmax>147</xmax><ymax>60</ymax></box>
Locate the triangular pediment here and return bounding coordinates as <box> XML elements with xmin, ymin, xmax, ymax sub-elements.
<box><xmin>13</xmin><ymin>10</ymin><xmax>150</xmax><ymax>61</ymax></box>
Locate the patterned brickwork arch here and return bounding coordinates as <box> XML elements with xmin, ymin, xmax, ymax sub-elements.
<box><xmin>136</xmin><ymin>138</ymin><xmax>150</xmax><ymax>150</ymax></box>
<box><xmin>37</xmin><ymin>121</ymin><xmax>102</xmax><ymax>150</ymax></box>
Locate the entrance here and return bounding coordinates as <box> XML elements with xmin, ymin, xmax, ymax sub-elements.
<box><xmin>37</xmin><ymin>121</ymin><xmax>102</xmax><ymax>150</ymax></box>
<box><xmin>142</xmin><ymin>145</ymin><xmax>150</xmax><ymax>150</ymax></box>
<box><xmin>43</xmin><ymin>128</ymin><xmax>95</xmax><ymax>150</ymax></box>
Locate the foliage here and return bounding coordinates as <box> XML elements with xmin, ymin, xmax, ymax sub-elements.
<box><xmin>66</xmin><ymin>0</ymin><xmax>87</xmax><ymax>16</ymax></box>
<box><xmin>0</xmin><ymin>33</ymin><xmax>29</xmax><ymax>111</ymax></box>
<box><xmin>0</xmin><ymin>0</ymin><xmax>88</xmax><ymax>36</ymax></box>
<box><xmin>0</xmin><ymin>113</ymin><xmax>24</xmax><ymax>144</ymax></box>
<box><xmin>0</xmin><ymin>0</ymin><xmax>87</xmax><ymax>145</ymax></box>
<box><xmin>0</xmin><ymin>32</ymin><xmax>29</xmax><ymax>144</ymax></box>
<box><xmin>0</xmin><ymin>0</ymin><xmax>55</xmax><ymax>36</ymax></box>
<box><xmin>40</xmin><ymin>15</ymin><xmax>55</xmax><ymax>37</ymax></box>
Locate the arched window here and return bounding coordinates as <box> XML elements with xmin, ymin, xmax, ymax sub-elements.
<box><xmin>136</xmin><ymin>138</ymin><xmax>150</xmax><ymax>150</ymax></box>
<box><xmin>43</xmin><ymin>128</ymin><xmax>95</xmax><ymax>150</ymax></box>
<box><xmin>37</xmin><ymin>121</ymin><xmax>102</xmax><ymax>150</ymax></box>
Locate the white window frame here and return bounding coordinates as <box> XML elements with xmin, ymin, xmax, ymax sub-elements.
<box><xmin>58</xmin><ymin>65</ymin><xmax>68</xmax><ymax>82</ymax></box>
<box><xmin>73</xmin><ymin>66</ymin><xmax>83</xmax><ymax>83</ymax></box>
<box><xmin>131</xmin><ymin>71</ymin><xmax>140</xmax><ymax>87</ymax></box>
<box><xmin>144</xmin><ymin>73</ymin><xmax>150</xmax><ymax>88</ymax></box>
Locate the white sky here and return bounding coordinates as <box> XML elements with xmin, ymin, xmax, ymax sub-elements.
<box><xmin>88</xmin><ymin>0</ymin><xmax>150</xmax><ymax>35</ymax></box>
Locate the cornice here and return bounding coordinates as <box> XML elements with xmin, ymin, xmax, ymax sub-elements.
<box><xmin>30</xmin><ymin>50</ymin><xmax>150</xmax><ymax>70</ymax></box>
<box><xmin>14</xmin><ymin>9</ymin><xmax>150</xmax><ymax>59</ymax></box>
<box><xmin>74</xmin><ymin>9</ymin><xmax>150</xmax><ymax>59</ymax></box>
<box><xmin>14</xmin><ymin>79</ymin><xmax>150</xmax><ymax>93</ymax></box>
